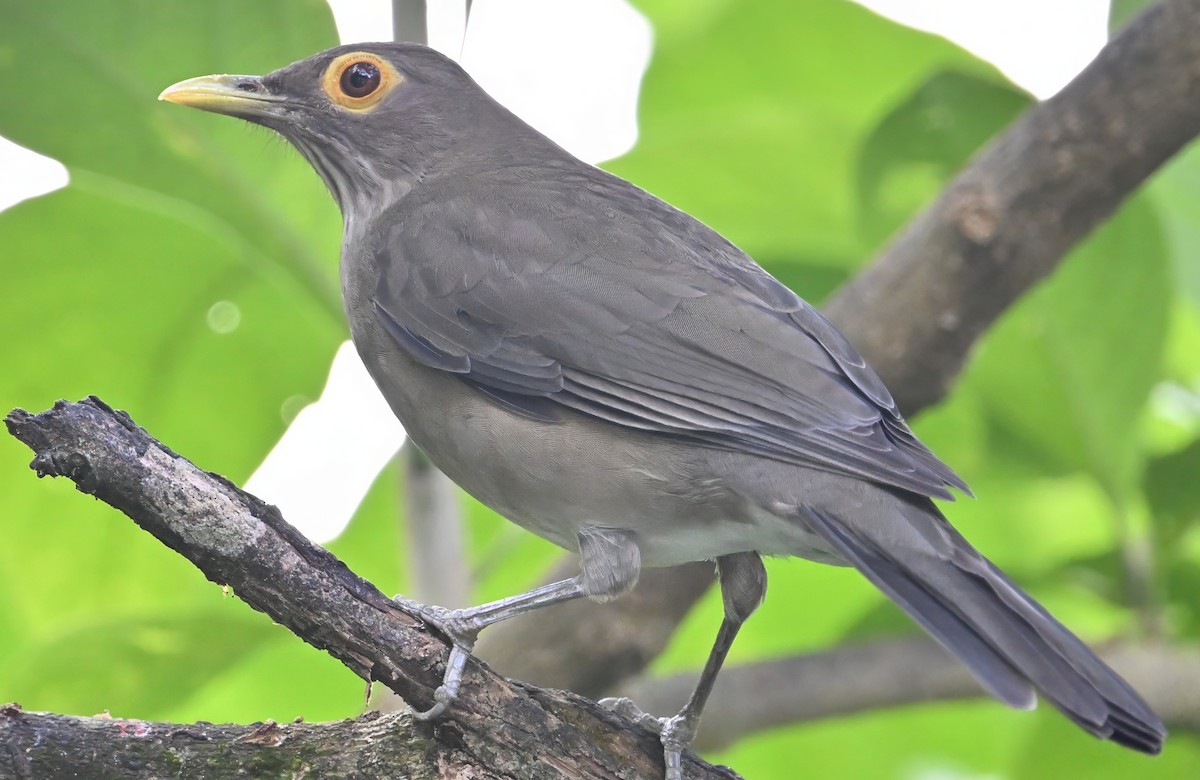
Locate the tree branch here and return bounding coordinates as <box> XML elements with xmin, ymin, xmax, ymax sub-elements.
<box><xmin>615</xmin><ymin>638</ymin><xmax>1200</xmax><ymax>752</ymax></box>
<box><xmin>481</xmin><ymin>0</ymin><xmax>1200</xmax><ymax>695</ymax></box>
<box><xmin>391</xmin><ymin>0</ymin><xmax>427</xmax><ymax>45</ymax></box>
<box><xmin>3</xmin><ymin>398</ymin><xmax>736</xmax><ymax>780</ymax></box>
<box><xmin>825</xmin><ymin>0</ymin><xmax>1200</xmax><ymax>412</ymax></box>
<box><xmin>0</xmin><ymin>707</ymin><xmax>497</xmax><ymax>779</ymax></box>
<box><xmin>7</xmin><ymin>633</ymin><xmax>1192</xmax><ymax>780</ymax></box>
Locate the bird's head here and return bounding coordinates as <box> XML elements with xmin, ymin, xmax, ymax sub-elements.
<box><xmin>160</xmin><ymin>43</ymin><xmax>535</xmax><ymax>208</ymax></box>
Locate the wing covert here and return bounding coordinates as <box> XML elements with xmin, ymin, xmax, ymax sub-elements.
<box><xmin>368</xmin><ymin>174</ymin><xmax>968</xmax><ymax>499</ymax></box>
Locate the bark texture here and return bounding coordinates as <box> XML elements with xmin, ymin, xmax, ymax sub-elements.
<box><xmin>3</xmin><ymin>399</ymin><xmax>736</xmax><ymax>780</ymax></box>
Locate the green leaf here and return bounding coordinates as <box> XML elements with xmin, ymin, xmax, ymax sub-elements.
<box><xmin>327</xmin><ymin>456</ymin><xmax>408</xmax><ymax>596</ymax></box>
<box><xmin>964</xmin><ymin>195</ymin><xmax>1170</xmax><ymax>499</ymax></box>
<box><xmin>613</xmin><ymin>0</ymin><xmax>1009</xmax><ymax>276</ymax></box>
<box><xmin>1145</xmin><ymin>146</ymin><xmax>1200</xmax><ymax>308</ymax></box>
<box><xmin>1165</xmin><ymin>551</ymin><xmax>1200</xmax><ymax>639</ymax></box>
<box><xmin>2</xmin><ymin>609</ymin><xmax>276</xmax><ymax>717</ymax></box>
<box><xmin>856</xmin><ymin>69</ymin><xmax>1030</xmax><ymax>246</ymax></box>
<box><xmin>0</xmin><ymin>0</ymin><xmax>342</xmax><ymax>719</ymax></box>
<box><xmin>0</xmin><ymin>3</ymin><xmax>342</xmax><ymax>319</ymax></box>
<box><xmin>163</xmin><ymin>634</ymin><xmax>364</xmax><ymax>724</ymax></box>
<box><xmin>1110</xmin><ymin>0</ymin><xmax>1154</xmax><ymax>35</ymax></box>
<box><xmin>1012</xmin><ymin>709</ymin><xmax>1200</xmax><ymax>779</ymax></box>
<box><xmin>713</xmin><ymin>699</ymin><xmax>1035</xmax><ymax>779</ymax></box>
<box><xmin>1145</xmin><ymin>437</ymin><xmax>1200</xmax><ymax>545</ymax></box>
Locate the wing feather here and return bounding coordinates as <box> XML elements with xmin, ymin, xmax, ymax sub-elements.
<box><xmin>368</xmin><ymin>170</ymin><xmax>968</xmax><ymax>499</ymax></box>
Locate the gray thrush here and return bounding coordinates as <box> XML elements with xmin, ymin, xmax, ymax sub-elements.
<box><xmin>160</xmin><ymin>43</ymin><xmax>1166</xmax><ymax>778</ymax></box>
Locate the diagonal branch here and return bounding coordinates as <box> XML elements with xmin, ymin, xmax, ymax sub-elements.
<box><xmin>479</xmin><ymin>0</ymin><xmax>1200</xmax><ymax>695</ymax></box>
<box><xmin>824</xmin><ymin>0</ymin><xmax>1200</xmax><ymax>412</ymax></box>
<box><xmin>3</xmin><ymin>397</ymin><xmax>736</xmax><ymax>780</ymax></box>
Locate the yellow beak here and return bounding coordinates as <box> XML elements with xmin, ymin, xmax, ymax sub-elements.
<box><xmin>159</xmin><ymin>74</ymin><xmax>282</xmax><ymax>116</ymax></box>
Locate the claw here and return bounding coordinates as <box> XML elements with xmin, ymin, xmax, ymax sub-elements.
<box><xmin>599</xmin><ymin>696</ymin><xmax>667</xmax><ymax>733</ymax></box>
<box><xmin>412</xmin><ymin>690</ymin><xmax>451</xmax><ymax>721</ymax></box>
<box><xmin>393</xmin><ymin>595</ymin><xmax>481</xmax><ymax>646</ymax></box>
<box><xmin>660</xmin><ymin>714</ymin><xmax>699</xmax><ymax>780</ymax></box>
<box><xmin>393</xmin><ymin>596</ymin><xmax>480</xmax><ymax>720</ymax></box>
<box><xmin>599</xmin><ymin>698</ymin><xmax>699</xmax><ymax>780</ymax></box>
<box><xmin>411</xmin><ymin>643</ymin><xmax>473</xmax><ymax>720</ymax></box>
<box><xmin>660</xmin><ymin>713</ymin><xmax>698</xmax><ymax>751</ymax></box>
<box><xmin>388</xmin><ymin>580</ymin><xmax>588</xmax><ymax>721</ymax></box>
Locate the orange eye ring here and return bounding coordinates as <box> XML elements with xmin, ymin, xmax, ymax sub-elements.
<box><xmin>322</xmin><ymin>52</ymin><xmax>401</xmax><ymax>111</ymax></box>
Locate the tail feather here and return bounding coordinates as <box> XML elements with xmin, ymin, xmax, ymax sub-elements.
<box><xmin>980</xmin><ymin>559</ymin><xmax>1165</xmax><ymax>753</ymax></box>
<box><xmin>803</xmin><ymin>501</ymin><xmax>1166</xmax><ymax>755</ymax></box>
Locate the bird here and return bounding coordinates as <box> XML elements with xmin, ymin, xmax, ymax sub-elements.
<box><xmin>160</xmin><ymin>42</ymin><xmax>1166</xmax><ymax>777</ymax></box>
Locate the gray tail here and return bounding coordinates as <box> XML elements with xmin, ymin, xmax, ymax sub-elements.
<box><xmin>804</xmin><ymin>497</ymin><xmax>1165</xmax><ymax>754</ymax></box>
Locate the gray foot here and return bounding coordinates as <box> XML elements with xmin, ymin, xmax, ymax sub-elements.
<box><xmin>599</xmin><ymin>697</ymin><xmax>698</xmax><ymax>780</ymax></box>
<box><xmin>392</xmin><ymin>595</ymin><xmax>482</xmax><ymax>720</ymax></box>
<box><xmin>599</xmin><ymin>696</ymin><xmax>667</xmax><ymax>733</ymax></box>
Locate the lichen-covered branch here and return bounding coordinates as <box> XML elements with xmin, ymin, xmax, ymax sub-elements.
<box><xmin>3</xmin><ymin>398</ymin><xmax>736</xmax><ymax>780</ymax></box>
<box><xmin>0</xmin><ymin>707</ymin><xmax>471</xmax><ymax>779</ymax></box>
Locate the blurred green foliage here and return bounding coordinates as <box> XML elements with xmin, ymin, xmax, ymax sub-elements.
<box><xmin>0</xmin><ymin>0</ymin><xmax>1197</xmax><ymax>778</ymax></box>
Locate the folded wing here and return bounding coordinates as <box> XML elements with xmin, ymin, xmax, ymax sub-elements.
<box><xmin>370</xmin><ymin>170</ymin><xmax>968</xmax><ymax>499</ymax></box>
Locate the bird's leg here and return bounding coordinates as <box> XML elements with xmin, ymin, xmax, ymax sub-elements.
<box><xmin>397</xmin><ymin>526</ymin><xmax>642</xmax><ymax>720</ymax></box>
<box><xmin>603</xmin><ymin>552</ymin><xmax>766</xmax><ymax>780</ymax></box>
<box><xmin>394</xmin><ymin>577</ymin><xmax>587</xmax><ymax>719</ymax></box>
<box><xmin>660</xmin><ymin>551</ymin><xmax>765</xmax><ymax>779</ymax></box>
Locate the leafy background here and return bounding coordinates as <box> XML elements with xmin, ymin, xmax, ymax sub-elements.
<box><xmin>1</xmin><ymin>0</ymin><xmax>1197</xmax><ymax>777</ymax></box>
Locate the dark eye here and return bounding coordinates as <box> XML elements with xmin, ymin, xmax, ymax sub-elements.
<box><xmin>339</xmin><ymin>61</ymin><xmax>381</xmax><ymax>98</ymax></box>
<box><xmin>322</xmin><ymin>53</ymin><xmax>398</xmax><ymax>109</ymax></box>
